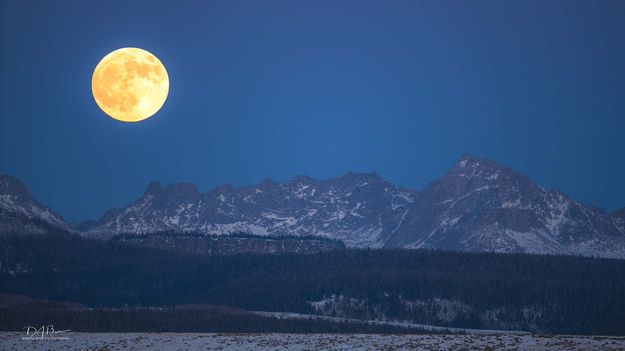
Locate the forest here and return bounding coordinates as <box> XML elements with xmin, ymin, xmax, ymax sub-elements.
<box><xmin>1</xmin><ymin>230</ymin><xmax>625</xmax><ymax>335</ymax></box>
<box><xmin>0</xmin><ymin>294</ymin><xmax>436</xmax><ymax>334</ymax></box>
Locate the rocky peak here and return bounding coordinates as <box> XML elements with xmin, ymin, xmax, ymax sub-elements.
<box><xmin>450</xmin><ymin>154</ymin><xmax>507</xmax><ymax>180</ymax></box>
<box><xmin>144</xmin><ymin>181</ymin><xmax>163</xmax><ymax>196</ymax></box>
<box><xmin>440</xmin><ymin>155</ymin><xmax>543</xmax><ymax>203</ymax></box>
<box><xmin>0</xmin><ymin>174</ymin><xmax>68</xmax><ymax>232</ymax></box>
<box><xmin>252</xmin><ymin>177</ymin><xmax>280</xmax><ymax>192</ymax></box>
<box><xmin>385</xmin><ymin>156</ymin><xmax>625</xmax><ymax>258</ymax></box>
<box><xmin>0</xmin><ymin>174</ymin><xmax>33</xmax><ymax>200</ymax></box>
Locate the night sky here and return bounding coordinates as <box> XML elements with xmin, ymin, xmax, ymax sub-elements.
<box><xmin>1</xmin><ymin>0</ymin><xmax>624</xmax><ymax>222</ymax></box>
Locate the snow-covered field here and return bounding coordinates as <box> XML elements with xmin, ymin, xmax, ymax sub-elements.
<box><xmin>1</xmin><ymin>332</ymin><xmax>624</xmax><ymax>351</ymax></box>
<box><xmin>254</xmin><ymin>310</ymin><xmax>529</xmax><ymax>335</ymax></box>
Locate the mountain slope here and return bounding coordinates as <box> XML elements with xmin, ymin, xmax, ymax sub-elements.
<box><xmin>612</xmin><ymin>207</ymin><xmax>625</xmax><ymax>233</ymax></box>
<box><xmin>0</xmin><ymin>175</ymin><xmax>68</xmax><ymax>233</ymax></box>
<box><xmin>386</xmin><ymin>155</ymin><xmax>625</xmax><ymax>258</ymax></box>
<box><xmin>83</xmin><ymin>173</ymin><xmax>417</xmax><ymax>247</ymax></box>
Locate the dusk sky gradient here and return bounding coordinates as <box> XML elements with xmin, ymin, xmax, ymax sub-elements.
<box><xmin>1</xmin><ymin>0</ymin><xmax>624</xmax><ymax>222</ymax></box>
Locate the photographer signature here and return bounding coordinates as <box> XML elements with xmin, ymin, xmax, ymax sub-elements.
<box><xmin>24</xmin><ymin>325</ymin><xmax>70</xmax><ymax>337</ymax></box>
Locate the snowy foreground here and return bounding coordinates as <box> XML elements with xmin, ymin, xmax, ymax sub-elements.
<box><xmin>2</xmin><ymin>332</ymin><xmax>625</xmax><ymax>351</ymax></box>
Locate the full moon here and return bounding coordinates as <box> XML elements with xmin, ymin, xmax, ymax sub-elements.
<box><xmin>92</xmin><ymin>48</ymin><xmax>169</xmax><ymax>122</ymax></box>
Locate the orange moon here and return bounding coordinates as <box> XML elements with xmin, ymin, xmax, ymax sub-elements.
<box><xmin>92</xmin><ymin>48</ymin><xmax>169</xmax><ymax>122</ymax></box>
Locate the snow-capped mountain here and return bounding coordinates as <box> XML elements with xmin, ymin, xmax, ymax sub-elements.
<box><xmin>3</xmin><ymin>155</ymin><xmax>625</xmax><ymax>258</ymax></box>
<box><xmin>0</xmin><ymin>174</ymin><xmax>68</xmax><ymax>233</ymax></box>
<box><xmin>82</xmin><ymin>172</ymin><xmax>417</xmax><ymax>247</ymax></box>
<box><xmin>386</xmin><ymin>155</ymin><xmax>625</xmax><ymax>258</ymax></box>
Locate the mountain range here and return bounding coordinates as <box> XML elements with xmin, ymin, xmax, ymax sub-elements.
<box><xmin>2</xmin><ymin>154</ymin><xmax>624</xmax><ymax>258</ymax></box>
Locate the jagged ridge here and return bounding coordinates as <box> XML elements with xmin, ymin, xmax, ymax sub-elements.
<box><xmin>82</xmin><ymin>172</ymin><xmax>416</xmax><ymax>247</ymax></box>
<box><xmin>2</xmin><ymin>156</ymin><xmax>625</xmax><ymax>258</ymax></box>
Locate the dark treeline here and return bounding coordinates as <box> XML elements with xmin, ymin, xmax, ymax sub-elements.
<box><xmin>1</xmin><ymin>231</ymin><xmax>625</xmax><ymax>335</ymax></box>
<box><xmin>0</xmin><ymin>295</ymin><xmax>432</xmax><ymax>334</ymax></box>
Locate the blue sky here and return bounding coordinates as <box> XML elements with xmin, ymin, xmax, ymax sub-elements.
<box><xmin>1</xmin><ymin>0</ymin><xmax>624</xmax><ymax>221</ymax></box>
